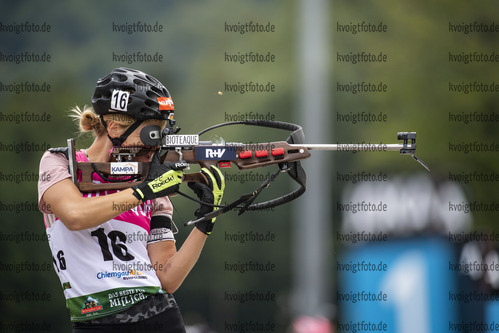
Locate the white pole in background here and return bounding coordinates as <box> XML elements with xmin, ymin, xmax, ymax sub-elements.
<box><xmin>292</xmin><ymin>0</ymin><xmax>332</xmax><ymax>321</ymax></box>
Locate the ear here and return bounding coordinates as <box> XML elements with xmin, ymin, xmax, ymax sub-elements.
<box><xmin>106</xmin><ymin>120</ymin><xmax>123</xmax><ymax>139</ymax></box>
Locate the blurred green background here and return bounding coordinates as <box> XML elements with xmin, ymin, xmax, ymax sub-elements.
<box><xmin>1</xmin><ymin>1</ymin><xmax>498</xmax><ymax>332</ymax></box>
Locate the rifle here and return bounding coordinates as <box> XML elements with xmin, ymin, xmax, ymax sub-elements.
<box><xmin>58</xmin><ymin>120</ymin><xmax>429</xmax><ymax>224</ymax></box>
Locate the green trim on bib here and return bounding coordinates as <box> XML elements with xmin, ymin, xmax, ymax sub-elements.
<box><xmin>68</xmin><ymin>286</ymin><xmax>163</xmax><ymax>322</ymax></box>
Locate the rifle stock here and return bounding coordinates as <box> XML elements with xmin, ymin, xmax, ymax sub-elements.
<box><xmin>73</xmin><ymin>141</ymin><xmax>311</xmax><ymax>192</ymax></box>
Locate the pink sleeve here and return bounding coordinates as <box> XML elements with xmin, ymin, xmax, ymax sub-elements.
<box><xmin>37</xmin><ymin>151</ymin><xmax>72</xmax><ymax>214</ymax></box>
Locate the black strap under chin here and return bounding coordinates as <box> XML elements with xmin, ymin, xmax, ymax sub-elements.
<box><xmin>100</xmin><ymin>116</ymin><xmax>144</xmax><ymax>147</ymax></box>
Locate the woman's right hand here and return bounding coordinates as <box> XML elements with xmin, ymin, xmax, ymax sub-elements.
<box><xmin>131</xmin><ymin>152</ymin><xmax>187</xmax><ymax>202</ymax></box>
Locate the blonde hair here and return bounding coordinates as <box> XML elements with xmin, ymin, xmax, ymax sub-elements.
<box><xmin>69</xmin><ymin>105</ymin><xmax>135</xmax><ymax>137</ymax></box>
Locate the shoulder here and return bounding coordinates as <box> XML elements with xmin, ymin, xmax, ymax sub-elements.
<box><xmin>40</xmin><ymin>149</ymin><xmax>69</xmax><ymax>169</ymax></box>
<box><xmin>38</xmin><ymin>150</ymin><xmax>72</xmax><ymax>211</ymax></box>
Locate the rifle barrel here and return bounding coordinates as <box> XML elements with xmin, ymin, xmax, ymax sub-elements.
<box><xmin>291</xmin><ymin>143</ymin><xmax>405</xmax><ymax>152</ymax></box>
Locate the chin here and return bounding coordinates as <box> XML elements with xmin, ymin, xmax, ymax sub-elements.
<box><xmin>133</xmin><ymin>150</ymin><xmax>154</xmax><ymax>162</ymax></box>
<box><xmin>133</xmin><ymin>155</ymin><xmax>151</xmax><ymax>162</ymax></box>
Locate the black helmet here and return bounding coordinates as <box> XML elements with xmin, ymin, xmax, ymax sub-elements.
<box><xmin>91</xmin><ymin>68</ymin><xmax>176</xmax><ymax>146</ymax></box>
<box><xmin>92</xmin><ymin>67</ymin><xmax>174</xmax><ymax>121</ymax></box>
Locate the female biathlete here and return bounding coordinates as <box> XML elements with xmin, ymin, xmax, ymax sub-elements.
<box><xmin>37</xmin><ymin>68</ymin><xmax>224</xmax><ymax>332</ymax></box>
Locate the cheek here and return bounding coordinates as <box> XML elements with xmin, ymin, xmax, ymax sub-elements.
<box><xmin>125</xmin><ymin>132</ymin><xmax>142</xmax><ymax>146</ymax></box>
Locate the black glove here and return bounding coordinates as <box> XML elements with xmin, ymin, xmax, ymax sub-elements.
<box><xmin>188</xmin><ymin>166</ymin><xmax>225</xmax><ymax>235</ymax></box>
<box><xmin>132</xmin><ymin>152</ymin><xmax>186</xmax><ymax>201</ymax></box>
